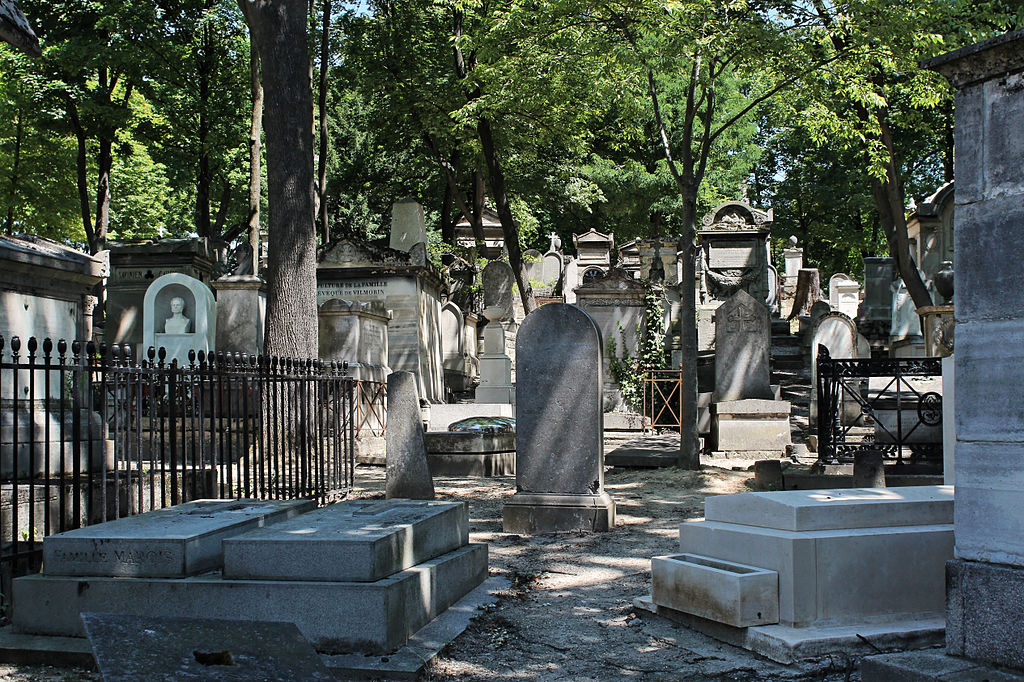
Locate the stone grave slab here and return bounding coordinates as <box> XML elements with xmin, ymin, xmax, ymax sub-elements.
<box><xmin>222</xmin><ymin>499</ymin><xmax>468</xmax><ymax>582</ymax></box>
<box><xmin>43</xmin><ymin>499</ymin><xmax>315</xmax><ymax>578</ymax></box>
<box><xmin>81</xmin><ymin>612</ymin><xmax>333</xmax><ymax>682</ymax></box>
<box><xmin>14</xmin><ymin>543</ymin><xmax>488</xmax><ymax>654</ymax></box>
<box><xmin>704</xmin><ymin>485</ymin><xmax>953</xmax><ymax>532</ymax></box>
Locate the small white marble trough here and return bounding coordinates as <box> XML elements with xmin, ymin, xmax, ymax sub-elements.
<box><xmin>651</xmin><ymin>553</ymin><xmax>779</xmax><ymax>627</ymax></box>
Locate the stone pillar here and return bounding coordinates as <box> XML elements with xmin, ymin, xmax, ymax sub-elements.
<box><xmin>783</xmin><ymin>238</ymin><xmax>803</xmax><ymax>293</ymax></box>
<box><xmin>215</xmin><ymin>275</ymin><xmax>266</xmax><ymax>356</ymax></box>
<box><xmin>475</xmin><ymin>306</ymin><xmax>515</xmax><ymax>404</ymax></box>
<box><xmin>502</xmin><ymin>304</ymin><xmax>615</xmax><ymax>533</ymax></box>
<box><xmin>385</xmin><ymin>371</ymin><xmax>434</xmax><ymax>500</ymax></box>
<box><xmin>927</xmin><ymin>30</ymin><xmax>1024</xmax><ymax>671</ymax></box>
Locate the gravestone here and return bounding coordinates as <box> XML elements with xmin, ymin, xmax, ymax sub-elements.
<box><xmin>522</xmin><ymin>248</ymin><xmax>543</xmax><ymax>293</ymax></box>
<box><xmin>390</xmin><ymin>198</ymin><xmax>428</xmax><ymax>254</ymax></box>
<box><xmin>809</xmin><ymin>312</ymin><xmax>862</xmax><ymax>427</ymax></box>
<box><xmin>890</xmin><ymin>278</ymin><xmax>924</xmax><ymax>354</ymax></box>
<box><xmin>214</xmin><ymin>274</ymin><xmax>265</xmax><ymax>356</ymax></box>
<box><xmin>502</xmin><ymin>303</ymin><xmax>615</xmax><ymax>533</ymax></box>
<box><xmin>858</xmin><ymin>257</ymin><xmax>896</xmax><ymax>346</ymax></box>
<box><xmin>82</xmin><ymin>613</ymin><xmax>334</xmax><ymax>682</ymax></box>
<box><xmin>142</xmin><ymin>273</ymin><xmax>216</xmax><ymax>366</ymax></box>
<box><xmin>385</xmin><ymin>371</ymin><xmax>435</xmax><ymax>500</ymax></box>
<box><xmin>829</xmin><ymin>273</ymin><xmax>861</xmax><ymax>319</ymax></box>
<box><xmin>766</xmin><ymin>263</ymin><xmax>780</xmax><ymax>314</ymax></box>
<box><xmin>475</xmin><ymin>305</ymin><xmax>515</xmax><ymax>404</ymax></box>
<box><xmin>713</xmin><ymin>290</ymin><xmax>772</xmax><ymax>403</ymax></box>
<box><xmin>783</xmin><ymin>236</ymin><xmax>803</xmax><ymax>293</ymax></box>
<box><xmin>440</xmin><ymin>301</ymin><xmax>470</xmax><ymax>393</ymax></box>
<box><xmin>481</xmin><ymin>261</ymin><xmax>516</xmax><ymax>322</ymax></box>
<box><xmin>540</xmin><ymin>251</ymin><xmax>563</xmax><ymax>296</ymax></box>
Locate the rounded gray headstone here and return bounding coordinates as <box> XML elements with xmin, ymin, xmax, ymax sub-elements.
<box><xmin>515</xmin><ymin>304</ymin><xmax>604</xmax><ymax>495</ymax></box>
<box><xmin>482</xmin><ymin>261</ymin><xmax>516</xmax><ymax>320</ymax></box>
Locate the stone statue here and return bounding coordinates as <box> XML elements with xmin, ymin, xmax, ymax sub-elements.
<box><xmin>231</xmin><ymin>241</ymin><xmax>255</xmax><ymax>276</ymax></box>
<box><xmin>164</xmin><ymin>296</ymin><xmax>191</xmax><ymax>334</ymax></box>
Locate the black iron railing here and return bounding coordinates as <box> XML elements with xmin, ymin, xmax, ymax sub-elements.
<box><xmin>816</xmin><ymin>345</ymin><xmax>943</xmax><ymax>465</ymax></box>
<box><xmin>0</xmin><ymin>335</ymin><xmax>356</xmax><ymax>583</ymax></box>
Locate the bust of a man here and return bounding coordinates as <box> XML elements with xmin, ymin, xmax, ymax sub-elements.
<box><xmin>164</xmin><ymin>296</ymin><xmax>191</xmax><ymax>334</ymax></box>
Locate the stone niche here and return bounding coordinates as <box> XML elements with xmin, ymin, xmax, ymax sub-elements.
<box><xmin>317</xmin><ymin>298</ymin><xmax>391</xmax><ymax>383</ymax></box>
<box><xmin>105</xmin><ymin>239</ymin><xmax>215</xmax><ymax>358</ymax></box>
<box><xmin>828</xmin><ymin>273</ymin><xmax>860</xmax><ymax>319</ymax></box>
<box><xmin>316</xmin><ymin>233</ymin><xmax>444</xmax><ymax>402</ymax></box>
<box><xmin>696</xmin><ymin>199</ymin><xmax>772</xmax><ymax>351</ymax></box>
<box><xmin>574</xmin><ymin>268</ymin><xmax>647</xmax><ymax>413</ymax></box>
<box><xmin>142</xmin><ymin>273</ymin><xmax>216</xmax><ymax>367</ymax></box>
<box><xmin>572</xmin><ymin>228</ymin><xmax>614</xmax><ymax>290</ymax></box>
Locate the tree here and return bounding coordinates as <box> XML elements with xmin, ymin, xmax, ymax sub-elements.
<box><xmin>241</xmin><ymin>0</ymin><xmax>318</xmax><ymax>358</ymax></box>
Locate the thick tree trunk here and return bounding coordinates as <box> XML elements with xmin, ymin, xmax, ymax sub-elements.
<box><xmin>94</xmin><ymin>135</ymin><xmax>112</xmax><ymax>253</ymax></box>
<box><xmin>243</xmin><ymin>0</ymin><xmax>318</xmax><ymax>359</ymax></box>
<box><xmin>196</xmin><ymin>19</ymin><xmax>213</xmax><ymax>239</ymax></box>
<box><xmin>316</xmin><ymin>0</ymin><xmax>331</xmax><ymax>244</ymax></box>
<box><xmin>67</xmin><ymin>103</ymin><xmax>97</xmax><ymax>253</ymax></box>
<box><xmin>477</xmin><ymin>116</ymin><xmax>536</xmax><ymax>314</ymax></box>
<box><xmin>676</xmin><ymin>187</ymin><xmax>700</xmax><ymax>469</ymax></box>
<box><xmin>241</xmin><ymin>8</ymin><xmax>263</xmax><ymax>275</ymax></box>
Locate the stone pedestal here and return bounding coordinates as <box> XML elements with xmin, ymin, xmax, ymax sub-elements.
<box><xmin>502</xmin><ymin>491</ymin><xmax>616</xmax><ymax>533</ymax></box>
<box><xmin>424</xmin><ymin>432</ymin><xmax>515</xmax><ymax>477</ymax></box>
<box><xmin>475</xmin><ymin>309</ymin><xmax>515</xmax><ymax>404</ymax></box>
<box><xmin>214</xmin><ymin>275</ymin><xmax>265</xmax><ymax>356</ymax></box>
<box><xmin>712</xmin><ymin>399</ymin><xmax>791</xmax><ymax>452</ymax></box>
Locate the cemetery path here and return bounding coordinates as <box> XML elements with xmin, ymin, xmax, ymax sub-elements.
<box><xmin>356</xmin><ymin>462</ymin><xmax>859</xmax><ymax>681</ymax></box>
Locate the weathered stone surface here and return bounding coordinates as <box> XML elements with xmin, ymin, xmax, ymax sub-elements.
<box><xmin>222</xmin><ymin>499</ymin><xmax>467</xmax><ymax>582</ymax></box>
<box><xmin>502</xmin><ymin>303</ymin><xmax>614</xmax><ymax>532</ymax></box>
<box><xmin>213</xmin><ymin>275</ymin><xmax>265</xmax><ymax>356</ymax></box>
<box><xmin>712</xmin><ymin>399</ymin><xmax>791</xmax><ymax>452</ymax></box>
<box><xmin>482</xmin><ymin>261</ymin><xmax>516</xmax><ymax>321</ymax></box>
<box><xmin>425</xmin><ymin>432</ymin><xmax>516</xmax><ymax>476</ymax></box>
<box><xmin>42</xmin><ymin>499</ymin><xmax>315</xmax><ymax>578</ymax></box>
<box><xmin>385</xmin><ymin>371</ymin><xmax>434</xmax><ymax>500</ymax></box>
<box><xmin>713</xmin><ymin>290</ymin><xmax>772</xmax><ymax>403</ymax></box>
<box><xmin>651</xmin><ymin>553</ymin><xmax>779</xmax><ymax>627</ymax></box>
<box><xmin>82</xmin><ymin>612</ymin><xmax>334</xmax><ymax>682</ymax></box>
<box><xmin>390</xmin><ymin>199</ymin><xmax>428</xmax><ymax>253</ymax></box>
<box><xmin>946</xmin><ymin>558</ymin><xmax>1024</xmax><ymax>670</ymax></box>
<box><xmin>142</xmin><ymin>272</ymin><xmax>217</xmax><ymax>367</ymax></box>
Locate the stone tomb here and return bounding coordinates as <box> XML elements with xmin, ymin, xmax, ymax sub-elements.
<box><xmin>214</xmin><ymin>274</ymin><xmax>265</xmax><ymax>357</ymax></box>
<box><xmin>13</xmin><ymin>499</ymin><xmax>487</xmax><ymax>655</ymax></box>
<box><xmin>424</xmin><ymin>429</ymin><xmax>516</xmax><ymax>477</ymax></box>
<box><xmin>142</xmin><ymin>273</ymin><xmax>216</xmax><ymax>367</ymax></box>
<box><xmin>502</xmin><ymin>303</ymin><xmax>615</xmax><ymax>533</ymax></box>
<box><xmin>711</xmin><ymin>291</ymin><xmax>791</xmax><ymax>453</ymax></box>
<box><xmin>41</xmin><ymin>499</ymin><xmax>314</xmax><ymax>578</ymax></box>
<box><xmin>828</xmin><ymin>273</ymin><xmax>860</xmax><ymax>319</ymax></box>
<box><xmin>644</xmin><ymin>486</ymin><xmax>953</xmax><ymax>663</ymax></box>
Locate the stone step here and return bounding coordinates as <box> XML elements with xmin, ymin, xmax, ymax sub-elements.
<box><xmin>222</xmin><ymin>499</ymin><xmax>468</xmax><ymax>582</ymax></box>
<box><xmin>42</xmin><ymin>499</ymin><xmax>315</xmax><ymax>578</ymax></box>
<box><xmin>13</xmin><ymin>543</ymin><xmax>488</xmax><ymax>655</ymax></box>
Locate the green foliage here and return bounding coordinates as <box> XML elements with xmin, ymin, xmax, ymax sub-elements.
<box><xmin>606</xmin><ymin>285</ymin><xmax>667</xmax><ymax>414</ymax></box>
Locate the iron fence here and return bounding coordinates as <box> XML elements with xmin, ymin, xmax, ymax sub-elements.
<box><xmin>643</xmin><ymin>367</ymin><xmax>683</xmax><ymax>433</ymax></box>
<box><xmin>816</xmin><ymin>345</ymin><xmax>943</xmax><ymax>465</ymax></box>
<box><xmin>0</xmin><ymin>335</ymin><xmax>356</xmax><ymax>584</ymax></box>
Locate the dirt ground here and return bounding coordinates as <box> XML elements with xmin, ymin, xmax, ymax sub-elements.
<box><xmin>0</xmin><ymin>453</ymin><xmax>863</xmax><ymax>682</ymax></box>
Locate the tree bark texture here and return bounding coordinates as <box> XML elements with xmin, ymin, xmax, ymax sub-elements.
<box><xmin>477</xmin><ymin>116</ymin><xmax>536</xmax><ymax>314</ymax></box>
<box><xmin>240</xmin><ymin>3</ymin><xmax>263</xmax><ymax>276</ymax></box>
<box><xmin>317</xmin><ymin>0</ymin><xmax>331</xmax><ymax>244</ymax></box>
<box><xmin>243</xmin><ymin>0</ymin><xmax>318</xmax><ymax>359</ymax></box>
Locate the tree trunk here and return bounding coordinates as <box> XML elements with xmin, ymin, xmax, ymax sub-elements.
<box><xmin>67</xmin><ymin>102</ymin><xmax>97</xmax><ymax>253</ymax></box>
<box><xmin>477</xmin><ymin>116</ymin><xmax>536</xmax><ymax>314</ymax></box>
<box><xmin>196</xmin><ymin>18</ymin><xmax>213</xmax><ymax>239</ymax></box>
<box><xmin>676</xmin><ymin>185</ymin><xmax>700</xmax><ymax>469</ymax></box>
<box><xmin>316</xmin><ymin>0</ymin><xmax>331</xmax><ymax>244</ymax></box>
<box><xmin>94</xmin><ymin>135</ymin><xmax>112</xmax><ymax>254</ymax></box>
<box><xmin>240</xmin><ymin>4</ymin><xmax>263</xmax><ymax>276</ymax></box>
<box><xmin>243</xmin><ymin>0</ymin><xmax>318</xmax><ymax>359</ymax></box>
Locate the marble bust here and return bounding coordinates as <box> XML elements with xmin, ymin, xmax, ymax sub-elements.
<box><xmin>164</xmin><ymin>296</ymin><xmax>191</xmax><ymax>334</ymax></box>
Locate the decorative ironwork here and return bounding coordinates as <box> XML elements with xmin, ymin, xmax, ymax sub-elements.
<box><xmin>0</xmin><ymin>335</ymin><xmax>356</xmax><ymax>592</ymax></box>
<box><xmin>643</xmin><ymin>367</ymin><xmax>683</xmax><ymax>433</ymax></box>
<box><xmin>816</xmin><ymin>345</ymin><xmax>943</xmax><ymax>466</ymax></box>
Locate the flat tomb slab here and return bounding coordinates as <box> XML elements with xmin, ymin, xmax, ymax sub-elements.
<box><xmin>43</xmin><ymin>499</ymin><xmax>316</xmax><ymax>578</ymax></box>
<box><xmin>651</xmin><ymin>553</ymin><xmax>778</xmax><ymax>627</ymax></box>
<box><xmin>704</xmin><ymin>485</ymin><xmax>953</xmax><ymax>531</ymax></box>
<box><xmin>222</xmin><ymin>499</ymin><xmax>468</xmax><ymax>582</ymax></box>
<box><xmin>424</xmin><ymin>432</ymin><xmax>514</xmax><ymax>454</ymax></box>
<box><xmin>426</xmin><ymin>452</ymin><xmax>515</xmax><ymax>477</ymax></box>
<box><xmin>82</xmin><ymin>612</ymin><xmax>333</xmax><ymax>682</ymax></box>
<box><xmin>13</xmin><ymin>543</ymin><xmax>488</xmax><ymax>655</ymax></box>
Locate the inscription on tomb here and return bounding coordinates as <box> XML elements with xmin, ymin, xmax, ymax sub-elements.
<box><xmin>316</xmin><ymin>279</ymin><xmax>389</xmax><ymax>303</ymax></box>
<box><xmin>709</xmin><ymin>246</ymin><xmax>757</xmax><ymax>269</ymax></box>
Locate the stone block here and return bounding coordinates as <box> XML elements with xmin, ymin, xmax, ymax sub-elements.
<box><xmin>713</xmin><ymin>291</ymin><xmax>773</xmax><ymax>402</ymax></box>
<box><xmin>712</xmin><ymin>399</ymin><xmax>791</xmax><ymax>451</ymax></box>
<box><xmin>13</xmin><ymin>543</ymin><xmax>487</xmax><ymax>655</ymax></box>
<box><xmin>651</xmin><ymin>553</ymin><xmax>779</xmax><ymax>627</ymax></box>
<box><xmin>424</xmin><ymin>432</ymin><xmax>515</xmax><ymax>476</ymax></box>
<box><xmin>502</xmin><ymin>492</ymin><xmax>615</xmax><ymax>533</ymax></box>
<box><xmin>947</xmin><ymin>558</ymin><xmax>1024</xmax><ymax>670</ymax></box>
<box><xmin>213</xmin><ymin>275</ymin><xmax>266</xmax><ymax>356</ymax></box>
<box><xmin>953</xmin><ymin>453</ymin><xmax>1024</xmax><ymax>566</ymax></box>
<box><xmin>427</xmin><ymin>404</ymin><xmax>514</xmax><ymax>432</ymax></box>
<box><xmin>861</xmin><ymin>649</ymin><xmax>1024</xmax><ymax>682</ymax></box>
<box><xmin>42</xmin><ymin>499</ymin><xmax>314</xmax><ymax>578</ymax></box>
<box><xmin>956</xmin><ymin>197</ymin><xmax>1024</xmax><ymax>323</ymax></box>
<box><xmin>955</xmin><ymin>318</ymin><xmax>1024</xmax><ymax>443</ymax></box>
<box><xmin>385</xmin><ymin>371</ymin><xmax>434</xmax><ymax>500</ymax></box>
<box><xmin>222</xmin><ymin>499</ymin><xmax>468</xmax><ymax>582</ymax></box>
<box><xmin>704</xmin><ymin>486</ymin><xmax>953</xmax><ymax>531</ymax></box>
